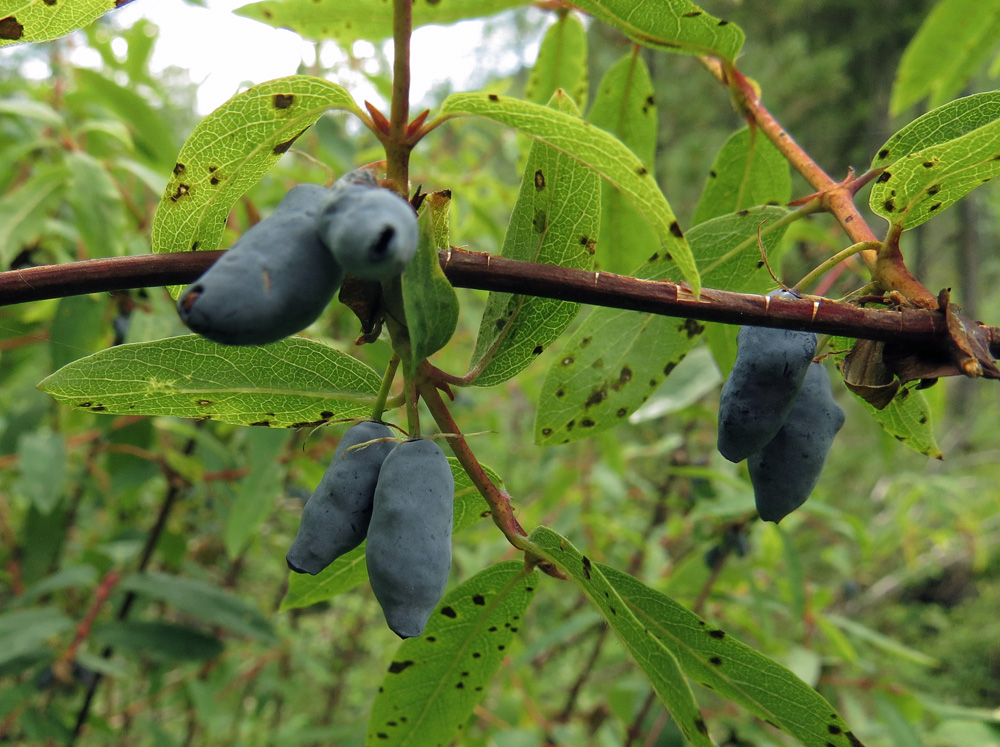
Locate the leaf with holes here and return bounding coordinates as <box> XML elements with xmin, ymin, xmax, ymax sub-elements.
<box><xmin>235</xmin><ymin>0</ymin><xmax>525</xmax><ymax>44</ymax></box>
<box><xmin>524</xmin><ymin>12</ymin><xmax>588</xmax><ymax>108</ymax></box>
<box><xmin>366</xmin><ymin>561</ymin><xmax>538</xmax><ymax>746</ymax></box>
<box><xmin>570</xmin><ymin>0</ymin><xmax>744</xmax><ymax>62</ymax></box>
<box><xmin>151</xmin><ymin>76</ymin><xmax>362</xmax><ymax>293</ymax></box>
<box><xmin>599</xmin><ymin>564</ymin><xmax>865</xmax><ymax>747</ymax></box>
<box><xmin>470</xmin><ymin>92</ymin><xmax>598</xmax><ymax>387</ymax></box>
<box><xmin>535</xmin><ymin>207</ymin><xmax>790</xmax><ymax>445</ymax></box>
<box><xmin>588</xmin><ymin>50</ymin><xmax>659</xmax><ymax>275</ymax></box>
<box><xmin>38</xmin><ymin>335</ymin><xmax>382</xmax><ymax>428</ymax></box>
<box><xmin>692</xmin><ymin>126</ymin><xmax>792</xmax><ymax>226</ymax></box>
<box><xmin>0</xmin><ymin>0</ymin><xmax>122</xmax><ymax>47</ymax></box>
<box><xmin>890</xmin><ymin>0</ymin><xmax>1000</xmax><ymax>114</ymax></box>
<box><xmin>401</xmin><ymin>203</ymin><xmax>459</xmax><ymax>372</ymax></box>
<box><xmin>439</xmin><ymin>91</ymin><xmax>698</xmax><ymax>294</ymax></box>
<box><xmin>279</xmin><ymin>459</ymin><xmax>497</xmax><ymax>611</ymax></box>
<box><xmin>527</xmin><ymin>527</ymin><xmax>715</xmax><ymax>747</ymax></box>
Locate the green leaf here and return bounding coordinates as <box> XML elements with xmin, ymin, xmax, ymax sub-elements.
<box><xmin>0</xmin><ymin>163</ymin><xmax>66</xmax><ymax>267</ymax></box>
<box><xmin>0</xmin><ymin>0</ymin><xmax>120</xmax><ymax>47</ymax></box>
<box><xmin>525</xmin><ymin>13</ymin><xmax>588</xmax><ymax>108</ymax></box>
<box><xmin>526</xmin><ymin>527</ymin><xmax>714</xmax><ymax>747</ymax></box>
<box><xmin>279</xmin><ymin>458</ymin><xmax>496</xmax><ymax>611</ymax></box>
<box><xmin>870</xmin><ymin>115</ymin><xmax>1000</xmax><ymax>230</ymax></box>
<box><xmin>91</xmin><ymin>621</ymin><xmax>224</xmax><ymax>662</ymax></box>
<box><xmin>224</xmin><ymin>428</ymin><xmax>292</xmax><ymax>557</ymax></box>
<box><xmin>49</xmin><ymin>293</ymin><xmax>107</xmax><ymax>372</ymax></box>
<box><xmin>72</xmin><ymin>68</ymin><xmax>178</xmax><ymax>170</ymax></box>
<box><xmin>119</xmin><ymin>572</ymin><xmax>277</xmax><ymax>642</ymax></box>
<box><xmin>692</xmin><ymin>126</ymin><xmax>792</xmax><ymax>226</ymax></box>
<box><xmin>0</xmin><ymin>606</ymin><xmax>73</xmax><ymax>646</ymax></box>
<box><xmin>38</xmin><ymin>335</ymin><xmax>382</xmax><ymax>428</ymax></box>
<box><xmin>599</xmin><ymin>564</ymin><xmax>863</xmax><ymax>747</ymax></box>
<box><xmin>401</xmin><ymin>202</ymin><xmax>459</xmax><ymax>371</ymax></box>
<box><xmin>569</xmin><ymin>0</ymin><xmax>744</xmax><ymax>62</ymax></box>
<box><xmin>439</xmin><ymin>91</ymin><xmax>699</xmax><ymax>294</ymax></box>
<box><xmin>873</xmin><ymin>92</ymin><xmax>1000</xmax><ymax>173</ymax></box>
<box><xmin>890</xmin><ymin>0</ymin><xmax>1000</xmax><ymax>114</ymax></box>
<box><xmin>535</xmin><ymin>207</ymin><xmax>789</xmax><ymax>445</ymax></box>
<box><xmin>365</xmin><ymin>561</ymin><xmax>538</xmax><ymax>746</ymax></box>
<box><xmin>281</xmin><ymin>545</ymin><xmax>368</xmax><ymax>612</ymax></box>
<box><xmin>151</xmin><ymin>76</ymin><xmax>362</xmax><ymax>290</ymax></box>
<box><xmin>628</xmin><ymin>346</ymin><xmax>722</xmax><ymax>422</ymax></box>
<box><xmin>235</xmin><ymin>0</ymin><xmax>526</xmax><ymax>43</ymax></box>
<box><xmin>831</xmin><ymin>335</ymin><xmax>942</xmax><ymax>458</ymax></box>
<box><xmin>15</xmin><ymin>427</ymin><xmax>67</xmax><ymax>514</ymax></box>
<box><xmin>65</xmin><ymin>151</ymin><xmax>127</xmax><ymax>258</ymax></box>
<box><xmin>588</xmin><ymin>50</ymin><xmax>659</xmax><ymax>275</ymax></box>
<box><xmin>16</xmin><ymin>565</ymin><xmax>99</xmax><ymax>606</ymax></box>
<box><xmin>0</xmin><ymin>98</ymin><xmax>63</xmax><ymax>126</ymax></box>
<box><xmin>824</xmin><ymin>613</ymin><xmax>940</xmax><ymax>667</ymax></box>
<box><xmin>861</xmin><ymin>385</ymin><xmax>943</xmax><ymax>459</ymax></box>
<box><xmin>469</xmin><ymin>92</ymin><xmax>598</xmax><ymax>386</ymax></box>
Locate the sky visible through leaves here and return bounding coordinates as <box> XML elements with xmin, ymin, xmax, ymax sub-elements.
<box><xmin>16</xmin><ymin>0</ymin><xmax>548</xmax><ymax>115</ymax></box>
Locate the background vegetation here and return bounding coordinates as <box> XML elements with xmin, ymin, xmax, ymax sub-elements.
<box><xmin>1</xmin><ymin>0</ymin><xmax>1000</xmax><ymax>745</ymax></box>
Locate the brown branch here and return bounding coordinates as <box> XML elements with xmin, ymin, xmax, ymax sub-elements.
<box><xmin>0</xmin><ymin>251</ymin><xmax>224</xmax><ymax>305</ymax></box>
<box><xmin>1</xmin><ymin>249</ymin><xmax>999</xmax><ymax>361</ymax></box>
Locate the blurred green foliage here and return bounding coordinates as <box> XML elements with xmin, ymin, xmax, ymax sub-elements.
<box><xmin>1</xmin><ymin>1</ymin><xmax>1000</xmax><ymax>745</ymax></box>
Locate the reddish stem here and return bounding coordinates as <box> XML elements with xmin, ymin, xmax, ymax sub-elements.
<box><xmin>724</xmin><ymin>64</ymin><xmax>937</xmax><ymax>306</ymax></box>
<box><xmin>416</xmin><ymin>369</ymin><xmax>528</xmax><ymax>547</ymax></box>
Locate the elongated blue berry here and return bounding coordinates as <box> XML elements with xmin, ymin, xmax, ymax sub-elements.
<box><xmin>286</xmin><ymin>421</ymin><xmax>395</xmax><ymax>575</ymax></box>
<box><xmin>366</xmin><ymin>439</ymin><xmax>454</xmax><ymax>639</ymax></box>
<box><xmin>318</xmin><ymin>183</ymin><xmax>418</xmax><ymax>282</ymax></box>
<box><xmin>177</xmin><ymin>183</ymin><xmax>343</xmax><ymax>345</ymax></box>
<box><xmin>748</xmin><ymin>362</ymin><xmax>845</xmax><ymax>523</ymax></box>
<box><xmin>717</xmin><ymin>293</ymin><xmax>817</xmax><ymax>462</ymax></box>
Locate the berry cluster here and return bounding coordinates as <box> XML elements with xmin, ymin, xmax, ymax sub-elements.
<box><xmin>177</xmin><ymin>169</ymin><xmax>418</xmax><ymax>346</ymax></box>
<box><xmin>717</xmin><ymin>291</ymin><xmax>846</xmax><ymax>522</ymax></box>
<box><xmin>287</xmin><ymin>423</ymin><xmax>455</xmax><ymax>639</ymax></box>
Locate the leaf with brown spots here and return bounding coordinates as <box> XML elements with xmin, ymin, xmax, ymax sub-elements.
<box><xmin>527</xmin><ymin>527</ymin><xmax>714</xmax><ymax>747</ymax></box>
<box><xmin>469</xmin><ymin>92</ymin><xmax>598</xmax><ymax>386</ymax></box>
<box><xmin>870</xmin><ymin>92</ymin><xmax>1000</xmax><ymax>229</ymax></box>
<box><xmin>597</xmin><ymin>563</ymin><xmax>863</xmax><ymax>747</ymax></box>
<box><xmin>39</xmin><ymin>335</ymin><xmax>381</xmax><ymax>428</ymax></box>
<box><xmin>830</xmin><ymin>336</ymin><xmax>943</xmax><ymax>458</ymax></box>
<box><xmin>536</xmin><ymin>207</ymin><xmax>790</xmax><ymax>445</ymax></box>
<box><xmin>151</xmin><ymin>75</ymin><xmax>362</xmax><ymax>298</ymax></box>
<box><xmin>588</xmin><ymin>50</ymin><xmax>660</xmax><ymax>275</ymax></box>
<box><xmin>0</xmin><ymin>0</ymin><xmax>127</xmax><ymax>47</ymax></box>
<box><xmin>366</xmin><ymin>561</ymin><xmax>538</xmax><ymax>747</ymax></box>
<box><xmin>440</xmin><ymin>91</ymin><xmax>698</xmax><ymax>293</ymax></box>
<box><xmin>568</xmin><ymin>0</ymin><xmax>744</xmax><ymax>61</ymax></box>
